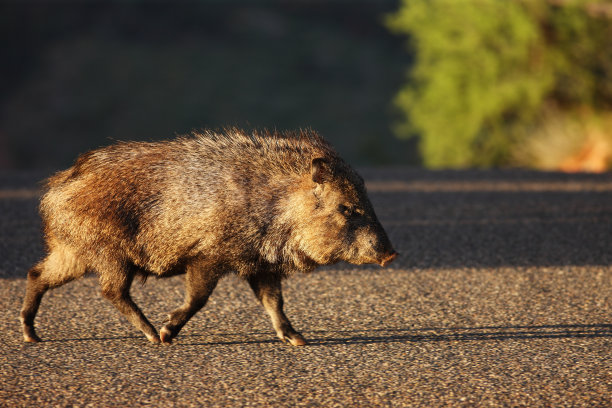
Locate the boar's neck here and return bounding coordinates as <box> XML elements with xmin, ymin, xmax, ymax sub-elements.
<box><xmin>254</xmin><ymin>175</ymin><xmax>322</xmax><ymax>274</ymax></box>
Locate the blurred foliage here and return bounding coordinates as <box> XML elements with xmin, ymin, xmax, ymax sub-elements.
<box><xmin>0</xmin><ymin>1</ymin><xmax>414</xmax><ymax>169</ymax></box>
<box><xmin>387</xmin><ymin>0</ymin><xmax>612</xmax><ymax>169</ymax></box>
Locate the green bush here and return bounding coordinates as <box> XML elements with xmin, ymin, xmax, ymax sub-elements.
<box><xmin>387</xmin><ymin>0</ymin><xmax>612</xmax><ymax>168</ymax></box>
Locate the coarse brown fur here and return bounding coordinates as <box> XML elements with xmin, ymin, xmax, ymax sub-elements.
<box><xmin>20</xmin><ymin>128</ymin><xmax>397</xmax><ymax>345</ymax></box>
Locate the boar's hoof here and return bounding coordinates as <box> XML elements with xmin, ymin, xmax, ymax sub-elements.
<box><xmin>145</xmin><ymin>332</ymin><xmax>162</xmax><ymax>344</ymax></box>
<box><xmin>23</xmin><ymin>326</ymin><xmax>42</xmax><ymax>343</ymax></box>
<box><xmin>159</xmin><ymin>327</ymin><xmax>173</xmax><ymax>344</ymax></box>
<box><xmin>23</xmin><ymin>333</ymin><xmax>42</xmax><ymax>343</ymax></box>
<box><xmin>289</xmin><ymin>337</ymin><xmax>307</xmax><ymax>346</ymax></box>
<box><xmin>282</xmin><ymin>333</ymin><xmax>307</xmax><ymax>346</ymax></box>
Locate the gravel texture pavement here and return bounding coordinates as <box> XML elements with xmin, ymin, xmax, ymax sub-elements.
<box><xmin>0</xmin><ymin>169</ymin><xmax>610</xmax><ymax>407</ymax></box>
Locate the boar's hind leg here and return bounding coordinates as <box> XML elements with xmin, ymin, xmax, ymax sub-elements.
<box><xmin>160</xmin><ymin>264</ymin><xmax>220</xmax><ymax>344</ymax></box>
<box><xmin>21</xmin><ymin>248</ymin><xmax>87</xmax><ymax>343</ymax></box>
<box><xmin>21</xmin><ymin>265</ymin><xmax>50</xmax><ymax>343</ymax></box>
<box><xmin>248</xmin><ymin>273</ymin><xmax>307</xmax><ymax>346</ymax></box>
<box><xmin>98</xmin><ymin>266</ymin><xmax>160</xmax><ymax>344</ymax></box>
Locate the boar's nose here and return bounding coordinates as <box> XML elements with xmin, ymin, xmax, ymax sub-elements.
<box><xmin>379</xmin><ymin>250</ymin><xmax>398</xmax><ymax>267</ymax></box>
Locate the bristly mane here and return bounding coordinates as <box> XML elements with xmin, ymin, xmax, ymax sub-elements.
<box><xmin>47</xmin><ymin>128</ymin><xmax>342</xmax><ymax>191</ymax></box>
<box><xmin>185</xmin><ymin>127</ymin><xmax>342</xmax><ymax>176</ymax></box>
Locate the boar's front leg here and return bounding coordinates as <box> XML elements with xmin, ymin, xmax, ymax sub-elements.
<box><xmin>248</xmin><ymin>273</ymin><xmax>307</xmax><ymax>346</ymax></box>
<box><xmin>160</xmin><ymin>263</ymin><xmax>220</xmax><ymax>344</ymax></box>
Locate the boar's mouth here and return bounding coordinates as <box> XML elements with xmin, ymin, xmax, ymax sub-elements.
<box><xmin>379</xmin><ymin>251</ymin><xmax>398</xmax><ymax>267</ymax></box>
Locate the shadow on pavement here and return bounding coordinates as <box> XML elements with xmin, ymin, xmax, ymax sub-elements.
<box><xmin>305</xmin><ymin>324</ymin><xmax>612</xmax><ymax>346</ymax></box>
<box><xmin>31</xmin><ymin>335</ymin><xmax>143</xmax><ymax>343</ymax></box>
<box><xmin>22</xmin><ymin>324</ymin><xmax>611</xmax><ymax>346</ymax></box>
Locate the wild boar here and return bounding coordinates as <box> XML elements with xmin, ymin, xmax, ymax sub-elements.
<box><xmin>20</xmin><ymin>128</ymin><xmax>397</xmax><ymax>346</ymax></box>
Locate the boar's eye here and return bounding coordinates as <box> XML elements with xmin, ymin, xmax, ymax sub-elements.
<box><xmin>338</xmin><ymin>204</ymin><xmax>364</xmax><ymax>217</ymax></box>
<box><xmin>338</xmin><ymin>204</ymin><xmax>351</xmax><ymax>216</ymax></box>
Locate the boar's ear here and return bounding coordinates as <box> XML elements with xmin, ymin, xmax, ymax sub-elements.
<box><xmin>311</xmin><ymin>157</ymin><xmax>332</xmax><ymax>184</ymax></box>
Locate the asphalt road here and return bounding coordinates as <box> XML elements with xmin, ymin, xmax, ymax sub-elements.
<box><xmin>1</xmin><ymin>169</ymin><xmax>610</xmax><ymax>407</ymax></box>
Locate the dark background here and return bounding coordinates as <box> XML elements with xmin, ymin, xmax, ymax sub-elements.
<box><xmin>0</xmin><ymin>0</ymin><xmax>416</xmax><ymax>170</ymax></box>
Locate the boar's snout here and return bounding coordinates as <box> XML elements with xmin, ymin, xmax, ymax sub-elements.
<box><xmin>351</xmin><ymin>222</ymin><xmax>397</xmax><ymax>267</ymax></box>
<box><xmin>371</xmin><ymin>226</ymin><xmax>397</xmax><ymax>267</ymax></box>
<box><xmin>379</xmin><ymin>250</ymin><xmax>398</xmax><ymax>267</ymax></box>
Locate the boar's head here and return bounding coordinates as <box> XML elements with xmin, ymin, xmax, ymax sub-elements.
<box><xmin>289</xmin><ymin>157</ymin><xmax>397</xmax><ymax>268</ymax></box>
